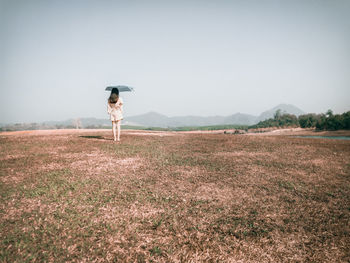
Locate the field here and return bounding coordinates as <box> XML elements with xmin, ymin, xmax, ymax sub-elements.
<box><xmin>1</xmin><ymin>129</ymin><xmax>349</xmax><ymax>262</ymax></box>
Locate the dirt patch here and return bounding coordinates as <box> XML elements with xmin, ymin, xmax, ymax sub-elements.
<box><xmin>124</xmin><ymin>131</ymin><xmax>178</xmax><ymax>137</ymax></box>
<box><xmin>215</xmin><ymin>151</ymin><xmax>273</xmax><ymax>158</ymax></box>
<box><xmin>0</xmin><ymin>154</ymin><xmax>27</xmax><ymax>161</ymax></box>
<box><xmin>69</xmin><ymin>150</ymin><xmax>143</xmax><ymax>175</ymax></box>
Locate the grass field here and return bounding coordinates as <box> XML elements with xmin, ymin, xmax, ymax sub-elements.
<box><xmin>1</xmin><ymin>130</ymin><xmax>349</xmax><ymax>262</ymax></box>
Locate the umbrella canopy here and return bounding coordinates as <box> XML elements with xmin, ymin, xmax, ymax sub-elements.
<box><xmin>105</xmin><ymin>85</ymin><xmax>134</xmax><ymax>92</ymax></box>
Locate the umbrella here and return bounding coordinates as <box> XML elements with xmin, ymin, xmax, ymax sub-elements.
<box><xmin>105</xmin><ymin>85</ymin><xmax>134</xmax><ymax>92</ymax></box>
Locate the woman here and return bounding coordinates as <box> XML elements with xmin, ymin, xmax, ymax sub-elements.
<box><xmin>107</xmin><ymin>88</ymin><xmax>124</xmax><ymax>142</ymax></box>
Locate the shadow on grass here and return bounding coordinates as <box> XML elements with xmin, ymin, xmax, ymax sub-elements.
<box><xmin>79</xmin><ymin>135</ymin><xmax>113</xmax><ymax>141</ymax></box>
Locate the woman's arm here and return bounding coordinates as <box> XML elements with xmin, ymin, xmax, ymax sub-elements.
<box><xmin>107</xmin><ymin>103</ymin><xmax>112</xmax><ymax>114</ymax></box>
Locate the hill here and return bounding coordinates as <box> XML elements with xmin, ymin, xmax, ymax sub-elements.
<box><xmin>256</xmin><ymin>104</ymin><xmax>305</xmax><ymax>123</ymax></box>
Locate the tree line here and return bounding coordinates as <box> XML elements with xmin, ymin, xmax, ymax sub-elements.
<box><xmin>250</xmin><ymin>109</ymin><xmax>350</xmax><ymax>130</ymax></box>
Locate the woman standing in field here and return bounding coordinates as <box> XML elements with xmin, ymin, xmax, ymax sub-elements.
<box><xmin>107</xmin><ymin>88</ymin><xmax>124</xmax><ymax>142</ymax></box>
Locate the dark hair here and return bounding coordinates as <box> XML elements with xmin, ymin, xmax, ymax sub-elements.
<box><xmin>111</xmin><ymin>88</ymin><xmax>119</xmax><ymax>95</ymax></box>
<box><xmin>108</xmin><ymin>88</ymin><xmax>119</xmax><ymax>104</ymax></box>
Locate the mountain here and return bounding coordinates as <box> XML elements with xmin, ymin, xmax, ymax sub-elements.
<box><xmin>124</xmin><ymin>104</ymin><xmax>305</xmax><ymax>128</ymax></box>
<box><xmin>43</xmin><ymin>118</ymin><xmax>110</xmax><ymax>128</ymax></box>
<box><xmin>256</xmin><ymin>104</ymin><xmax>305</xmax><ymax>123</ymax></box>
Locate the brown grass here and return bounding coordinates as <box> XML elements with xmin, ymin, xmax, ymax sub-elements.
<box><xmin>0</xmin><ymin>130</ymin><xmax>349</xmax><ymax>262</ymax></box>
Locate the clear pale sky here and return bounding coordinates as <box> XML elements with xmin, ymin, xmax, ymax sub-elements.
<box><xmin>1</xmin><ymin>0</ymin><xmax>349</xmax><ymax>123</ymax></box>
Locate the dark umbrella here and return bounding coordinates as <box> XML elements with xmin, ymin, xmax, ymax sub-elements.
<box><xmin>105</xmin><ymin>85</ymin><xmax>134</xmax><ymax>92</ymax></box>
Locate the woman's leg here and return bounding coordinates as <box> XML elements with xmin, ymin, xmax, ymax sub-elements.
<box><xmin>112</xmin><ymin>121</ymin><xmax>117</xmax><ymax>141</ymax></box>
<box><xmin>116</xmin><ymin>120</ymin><xmax>121</xmax><ymax>141</ymax></box>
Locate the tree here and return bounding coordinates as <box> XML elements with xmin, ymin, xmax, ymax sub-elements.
<box><xmin>343</xmin><ymin>111</ymin><xmax>350</xmax><ymax>129</ymax></box>
<box><xmin>274</xmin><ymin>109</ymin><xmax>282</xmax><ymax>120</ymax></box>
<box><xmin>326</xmin><ymin>109</ymin><xmax>333</xmax><ymax>117</ymax></box>
<box><xmin>315</xmin><ymin>114</ymin><xmax>326</xmax><ymax>130</ymax></box>
<box><xmin>298</xmin><ymin>114</ymin><xmax>318</xmax><ymax>128</ymax></box>
<box><xmin>251</xmin><ymin>112</ymin><xmax>298</xmax><ymax>129</ymax></box>
<box><xmin>314</xmin><ymin>110</ymin><xmax>350</xmax><ymax>130</ymax></box>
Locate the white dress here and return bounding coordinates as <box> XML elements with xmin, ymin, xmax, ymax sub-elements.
<box><xmin>107</xmin><ymin>97</ymin><xmax>124</xmax><ymax>121</ymax></box>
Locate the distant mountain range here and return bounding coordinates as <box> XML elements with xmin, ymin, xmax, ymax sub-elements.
<box><xmin>42</xmin><ymin>118</ymin><xmax>111</xmax><ymax>127</ymax></box>
<box><xmin>0</xmin><ymin>104</ymin><xmax>305</xmax><ymax>130</ymax></box>
<box><xmin>124</xmin><ymin>104</ymin><xmax>305</xmax><ymax>128</ymax></box>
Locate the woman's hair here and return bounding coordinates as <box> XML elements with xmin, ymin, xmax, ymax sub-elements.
<box><xmin>108</xmin><ymin>88</ymin><xmax>119</xmax><ymax>104</ymax></box>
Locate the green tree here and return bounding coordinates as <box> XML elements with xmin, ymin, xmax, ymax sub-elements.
<box><xmin>298</xmin><ymin>114</ymin><xmax>318</xmax><ymax>128</ymax></box>
<box><xmin>315</xmin><ymin>110</ymin><xmax>350</xmax><ymax>130</ymax></box>
<box><xmin>274</xmin><ymin>109</ymin><xmax>282</xmax><ymax>120</ymax></box>
<box><xmin>326</xmin><ymin>109</ymin><xmax>333</xmax><ymax>117</ymax></box>
<box><xmin>343</xmin><ymin>111</ymin><xmax>350</xmax><ymax>129</ymax></box>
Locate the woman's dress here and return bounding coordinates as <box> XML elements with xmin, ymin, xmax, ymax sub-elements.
<box><xmin>107</xmin><ymin>97</ymin><xmax>123</xmax><ymax>121</ymax></box>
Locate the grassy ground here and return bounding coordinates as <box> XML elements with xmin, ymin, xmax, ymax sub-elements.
<box><xmin>1</xmin><ymin>130</ymin><xmax>349</xmax><ymax>262</ymax></box>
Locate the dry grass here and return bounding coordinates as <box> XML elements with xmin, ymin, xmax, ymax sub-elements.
<box><xmin>0</xmin><ymin>130</ymin><xmax>349</xmax><ymax>262</ymax></box>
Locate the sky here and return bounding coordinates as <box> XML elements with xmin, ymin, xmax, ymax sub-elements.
<box><xmin>1</xmin><ymin>0</ymin><xmax>349</xmax><ymax>123</ymax></box>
